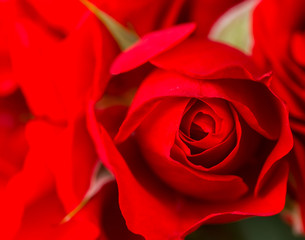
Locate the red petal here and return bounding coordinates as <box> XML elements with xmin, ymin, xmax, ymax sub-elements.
<box><xmin>26</xmin><ymin>118</ymin><xmax>97</xmax><ymax>212</ymax></box>
<box><xmin>99</xmin><ymin>180</ymin><xmax>144</xmax><ymax>240</ymax></box>
<box><xmin>150</xmin><ymin>39</ymin><xmax>261</xmax><ymax>80</ymax></box>
<box><xmin>116</xmin><ymin>69</ymin><xmax>292</xmax><ymax>196</ymax></box>
<box><xmin>117</xmin><ymin>70</ymin><xmax>287</xmax><ymax>142</ymax></box>
<box><xmin>11</xmin><ymin>7</ymin><xmax>113</xmax><ymax>122</ymax></box>
<box><xmin>95</xmin><ymin>122</ymin><xmax>288</xmax><ymax>239</ymax></box>
<box><xmin>135</xmin><ymin>97</ymin><xmax>248</xmax><ymax>200</ymax></box>
<box><xmin>110</xmin><ymin>23</ymin><xmax>196</xmax><ymax>75</ymax></box>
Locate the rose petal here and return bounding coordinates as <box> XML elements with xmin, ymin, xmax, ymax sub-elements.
<box><xmin>135</xmin><ymin>97</ymin><xmax>248</xmax><ymax>200</ymax></box>
<box><xmin>0</xmin><ymin>148</ymin><xmax>54</xmax><ymax>239</ymax></box>
<box><xmin>99</xmin><ymin>180</ymin><xmax>144</xmax><ymax>240</ymax></box>
<box><xmin>95</xmin><ymin>118</ymin><xmax>288</xmax><ymax>239</ymax></box>
<box><xmin>26</xmin><ymin>118</ymin><xmax>97</xmax><ymax>212</ymax></box>
<box><xmin>11</xmin><ymin>8</ymin><xmax>110</xmax><ymax>122</ymax></box>
<box><xmin>150</xmin><ymin>39</ymin><xmax>261</xmax><ymax>79</ymax></box>
<box><xmin>110</xmin><ymin>23</ymin><xmax>196</xmax><ymax>75</ymax></box>
<box><xmin>291</xmin><ymin>33</ymin><xmax>305</xmax><ymax>67</ymax></box>
<box><xmin>117</xmin><ymin>70</ymin><xmax>283</xmax><ymax>142</ymax></box>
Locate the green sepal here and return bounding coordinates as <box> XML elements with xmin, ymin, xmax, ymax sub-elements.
<box><xmin>209</xmin><ymin>0</ymin><xmax>259</xmax><ymax>54</ymax></box>
<box><xmin>60</xmin><ymin>162</ymin><xmax>113</xmax><ymax>223</ymax></box>
<box><xmin>81</xmin><ymin>0</ymin><xmax>139</xmax><ymax>51</ymax></box>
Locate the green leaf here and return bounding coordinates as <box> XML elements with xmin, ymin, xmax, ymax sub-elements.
<box><xmin>60</xmin><ymin>162</ymin><xmax>113</xmax><ymax>223</ymax></box>
<box><xmin>186</xmin><ymin>215</ymin><xmax>305</xmax><ymax>240</ymax></box>
<box><xmin>81</xmin><ymin>0</ymin><xmax>139</xmax><ymax>51</ymax></box>
<box><xmin>209</xmin><ymin>0</ymin><xmax>259</xmax><ymax>54</ymax></box>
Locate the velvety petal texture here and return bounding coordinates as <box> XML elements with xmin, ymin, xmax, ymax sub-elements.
<box><xmin>90</xmin><ymin>26</ymin><xmax>293</xmax><ymax>239</ymax></box>
<box><xmin>110</xmin><ymin>23</ymin><xmax>196</xmax><ymax>74</ymax></box>
<box><xmin>2</xmin><ymin>0</ymin><xmax>299</xmax><ymax>238</ymax></box>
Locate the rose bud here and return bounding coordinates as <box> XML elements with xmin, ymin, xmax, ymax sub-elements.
<box><xmin>89</xmin><ymin>25</ymin><xmax>293</xmax><ymax>239</ymax></box>
<box><xmin>253</xmin><ymin>0</ymin><xmax>305</xmax><ymax>233</ymax></box>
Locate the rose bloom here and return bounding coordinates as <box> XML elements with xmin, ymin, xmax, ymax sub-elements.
<box><xmin>3</xmin><ymin>1</ymin><xmax>155</xmax><ymax>238</ymax></box>
<box><xmin>0</xmin><ymin>84</ymin><xmax>138</xmax><ymax>240</ymax></box>
<box><xmin>89</xmin><ymin>24</ymin><xmax>293</xmax><ymax>239</ymax></box>
<box><xmin>253</xmin><ymin>0</ymin><xmax>305</xmax><ymax>232</ymax></box>
<box><xmin>95</xmin><ymin>0</ymin><xmax>243</xmax><ymax>96</ymax></box>
<box><xmin>9</xmin><ymin>0</ymin><xmax>243</xmax><ymax>117</ymax></box>
<box><xmin>9</xmin><ymin>0</ymin><xmax>113</xmax><ymax>122</ymax></box>
<box><xmin>0</xmin><ymin>73</ymin><xmax>139</xmax><ymax>240</ymax></box>
<box><xmin>0</xmin><ymin>91</ymin><xmax>105</xmax><ymax>239</ymax></box>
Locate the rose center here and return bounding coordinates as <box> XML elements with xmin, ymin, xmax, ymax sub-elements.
<box><xmin>174</xmin><ymin>98</ymin><xmax>236</xmax><ymax>168</ymax></box>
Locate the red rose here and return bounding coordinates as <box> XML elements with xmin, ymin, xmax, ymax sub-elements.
<box><xmin>253</xmin><ymin>0</ymin><xmax>305</xmax><ymax>232</ymax></box>
<box><xmin>9</xmin><ymin>0</ymin><xmax>118</xmax><ymax>122</ymax></box>
<box><xmin>5</xmin><ymin>2</ymin><xmax>151</xmax><ymax>238</ymax></box>
<box><xmin>92</xmin><ymin>0</ymin><xmax>244</xmax><ymax>96</ymax></box>
<box><xmin>253</xmin><ymin>0</ymin><xmax>305</xmax><ymax>121</ymax></box>
<box><xmin>89</xmin><ymin>25</ymin><xmax>293</xmax><ymax>239</ymax></box>
<box><xmin>0</xmin><ymin>93</ymin><xmax>136</xmax><ymax>240</ymax></box>
<box><xmin>9</xmin><ymin>0</ymin><xmax>245</xmax><ymax>115</ymax></box>
<box><xmin>0</xmin><ymin>95</ymin><xmax>102</xmax><ymax>239</ymax></box>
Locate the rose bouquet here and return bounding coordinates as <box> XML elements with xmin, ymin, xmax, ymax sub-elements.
<box><xmin>1</xmin><ymin>0</ymin><xmax>305</xmax><ymax>239</ymax></box>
